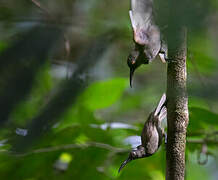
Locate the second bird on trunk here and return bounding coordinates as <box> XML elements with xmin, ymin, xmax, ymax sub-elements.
<box><xmin>119</xmin><ymin>93</ymin><xmax>167</xmax><ymax>172</ymax></box>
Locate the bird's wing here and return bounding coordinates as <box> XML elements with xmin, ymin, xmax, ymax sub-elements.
<box><xmin>141</xmin><ymin>121</ymin><xmax>159</xmax><ymax>154</ymax></box>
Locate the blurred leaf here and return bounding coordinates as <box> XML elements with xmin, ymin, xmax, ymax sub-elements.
<box><xmin>75</xmin><ymin>134</ymin><xmax>89</xmax><ymax>144</ymax></box>
<box><xmin>118</xmin><ymin>94</ymin><xmax>143</xmax><ymax>112</ymax></box>
<box><xmin>59</xmin><ymin>152</ymin><xmax>73</xmax><ymax>163</ymax></box>
<box><xmin>149</xmin><ymin>170</ymin><xmax>164</xmax><ymax>180</ymax></box>
<box><xmin>188</xmin><ymin>97</ymin><xmax>210</xmax><ymax>110</ymax></box>
<box><xmin>188</xmin><ymin>107</ymin><xmax>218</xmax><ymax>131</ymax></box>
<box><xmin>81</xmin><ymin>78</ymin><xmax>128</xmax><ymax>110</ymax></box>
<box><xmin>9</xmin><ymin>62</ymin><xmax>53</xmax><ymax>126</ymax></box>
<box><xmin>188</xmin><ymin>32</ymin><xmax>217</xmax><ymax>75</ymax></box>
<box><xmin>107</xmin><ymin>165</ymin><xmax>120</xmax><ymax>178</ymax></box>
<box><xmin>54</xmin><ymin>105</ymin><xmax>98</xmax><ymax>132</ymax></box>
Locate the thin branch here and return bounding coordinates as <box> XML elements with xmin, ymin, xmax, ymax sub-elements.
<box><xmin>8</xmin><ymin>18</ymin><xmax>75</xmax><ymax>26</ymax></box>
<box><xmin>7</xmin><ymin>142</ymin><xmax>128</xmax><ymax>157</ymax></box>
<box><xmin>1</xmin><ymin>138</ymin><xmax>218</xmax><ymax>158</ymax></box>
<box><xmin>187</xmin><ymin>139</ymin><xmax>218</xmax><ymax>144</ymax></box>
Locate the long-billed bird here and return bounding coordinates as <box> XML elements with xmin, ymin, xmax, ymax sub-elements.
<box><xmin>118</xmin><ymin>93</ymin><xmax>167</xmax><ymax>172</ymax></box>
<box><xmin>128</xmin><ymin>0</ymin><xmax>167</xmax><ymax>87</ymax></box>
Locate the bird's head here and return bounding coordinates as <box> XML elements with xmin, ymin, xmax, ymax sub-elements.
<box><xmin>118</xmin><ymin>145</ymin><xmax>148</xmax><ymax>172</ymax></box>
<box><xmin>127</xmin><ymin>49</ymin><xmax>148</xmax><ymax>87</ymax></box>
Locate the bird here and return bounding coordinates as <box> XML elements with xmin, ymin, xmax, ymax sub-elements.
<box><xmin>118</xmin><ymin>93</ymin><xmax>167</xmax><ymax>172</ymax></box>
<box><xmin>127</xmin><ymin>0</ymin><xmax>167</xmax><ymax>87</ymax></box>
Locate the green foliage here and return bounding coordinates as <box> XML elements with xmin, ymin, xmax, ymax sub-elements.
<box><xmin>188</xmin><ymin>31</ymin><xmax>217</xmax><ymax>75</ymax></box>
<box><xmin>9</xmin><ymin>62</ymin><xmax>53</xmax><ymax>126</ymax></box>
<box><xmin>0</xmin><ymin>41</ymin><xmax>8</xmax><ymax>52</ymax></box>
<box><xmin>0</xmin><ymin>0</ymin><xmax>217</xmax><ymax>180</ymax></box>
<box><xmin>55</xmin><ymin>78</ymin><xmax>128</xmax><ymax>131</ymax></box>
<box><xmin>81</xmin><ymin>78</ymin><xmax>128</xmax><ymax>111</ymax></box>
<box><xmin>189</xmin><ymin>107</ymin><xmax>218</xmax><ymax>131</ymax></box>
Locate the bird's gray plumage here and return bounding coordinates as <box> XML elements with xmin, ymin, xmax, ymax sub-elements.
<box><xmin>119</xmin><ymin>93</ymin><xmax>167</xmax><ymax>172</ymax></box>
<box><xmin>127</xmin><ymin>0</ymin><xmax>167</xmax><ymax>87</ymax></box>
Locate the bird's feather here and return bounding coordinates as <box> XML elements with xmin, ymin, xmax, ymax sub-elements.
<box><xmin>154</xmin><ymin>93</ymin><xmax>166</xmax><ymax>116</ymax></box>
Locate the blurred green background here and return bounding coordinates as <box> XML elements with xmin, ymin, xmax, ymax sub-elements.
<box><xmin>0</xmin><ymin>0</ymin><xmax>218</xmax><ymax>179</ymax></box>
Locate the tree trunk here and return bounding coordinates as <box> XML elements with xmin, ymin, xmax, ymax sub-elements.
<box><xmin>166</xmin><ymin>27</ymin><xmax>189</xmax><ymax>180</ymax></box>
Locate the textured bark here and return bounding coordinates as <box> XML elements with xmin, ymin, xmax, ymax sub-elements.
<box><xmin>166</xmin><ymin>27</ymin><xmax>189</xmax><ymax>180</ymax></box>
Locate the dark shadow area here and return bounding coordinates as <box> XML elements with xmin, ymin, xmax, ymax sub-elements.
<box><xmin>11</xmin><ymin>34</ymin><xmax>113</xmax><ymax>152</ymax></box>
<box><xmin>0</xmin><ymin>25</ymin><xmax>63</xmax><ymax>126</ymax></box>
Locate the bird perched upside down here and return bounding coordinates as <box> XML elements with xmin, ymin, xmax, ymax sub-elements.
<box><xmin>118</xmin><ymin>93</ymin><xmax>167</xmax><ymax>172</ymax></box>
<box><xmin>128</xmin><ymin>0</ymin><xmax>168</xmax><ymax>87</ymax></box>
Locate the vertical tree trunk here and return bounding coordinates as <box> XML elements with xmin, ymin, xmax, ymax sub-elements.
<box><xmin>166</xmin><ymin>27</ymin><xmax>189</xmax><ymax>180</ymax></box>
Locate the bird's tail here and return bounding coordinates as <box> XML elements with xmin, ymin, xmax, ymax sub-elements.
<box><xmin>154</xmin><ymin>93</ymin><xmax>166</xmax><ymax>117</ymax></box>
<box><xmin>158</xmin><ymin>106</ymin><xmax>167</xmax><ymax>122</ymax></box>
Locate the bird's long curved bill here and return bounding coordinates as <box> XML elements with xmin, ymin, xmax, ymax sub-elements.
<box><xmin>130</xmin><ymin>68</ymin><xmax>135</xmax><ymax>88</ymax></box>
<box><xmin>118</xmin><ymin>157</ymin><xmax>132</xmax><ymax>173</ymax></box>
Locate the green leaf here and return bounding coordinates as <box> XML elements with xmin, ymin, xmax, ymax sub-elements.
<box><xmin>59</xmin><ymin>152</ymin><xmax>73</xmax><ymax>163</ymax></box>
<box><xmin>188</xmin><ymin>97</ymin><xmax>210</xmax><ymax>110</ymax></box>
<box><xmin>53</xmin><ymin>105</ymin><xmax>98</xmax><ymax>132</ymax></box>
<box><xmin>189</xmin><ymin>107</ymin><xmax>218</xmax><ymax>131</ymax></box>
<box><xmin>74</xmin><ymin>134</ymin><xmax>89</xmax><ymax>144</ymax></box>
<box><xmin>81</xmin><ymin>78</ymin><xmax>128</xmax><ymax>110</ymax></box>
